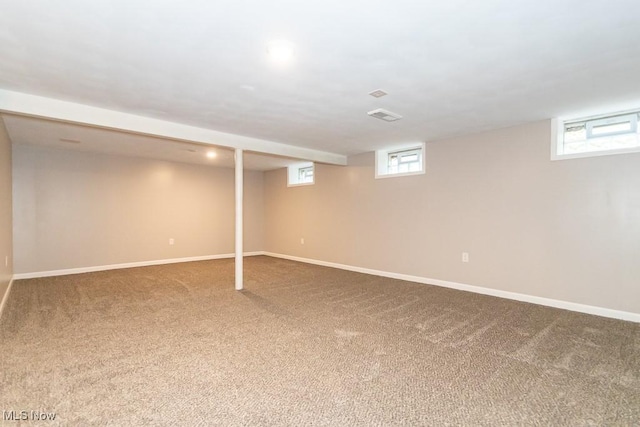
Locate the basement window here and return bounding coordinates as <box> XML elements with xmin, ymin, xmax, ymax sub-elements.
<box><xmin>288</xmin><ymin>162</ymin><xmax>314</xmax><ymax>186</ymax></box>
<box><xmin>552</xmin><ymin>109</ymin><xmax>640</xmax><ymax>160</ymax></box>
<box><xmin>375</xmin><ymin>143</ymin><xmax>425</xmax><ymax>178</ymax></box>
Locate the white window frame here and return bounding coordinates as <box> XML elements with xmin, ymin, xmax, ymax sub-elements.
<box><xmin>287</xmin><ymin>162</ymin><xmax>314</xmax><ymax>187</ymax></box>
<box><xmin>551</xmin><ymin>109</ymin><xmax>640</xmax><ymax>161</ymax></box>
<box><xmin>375</xmin><ymin>142</ymin><xmax>425</xmax><ymax>179</ymax></box>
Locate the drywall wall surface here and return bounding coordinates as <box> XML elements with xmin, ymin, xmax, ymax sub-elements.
<box><xmin>0</xmin><ymin>118</ymin><xmax>12</xmax><ymax>298</ymax></box>
<box><xmin>13</xmin><ymin>144</ymin><xmax>264</xmax><ymax>273</ymax></box>
<box><xmin>264</xmin><ymin>120</ymin><xmax>640</xmax><ymax>314</ymax></box>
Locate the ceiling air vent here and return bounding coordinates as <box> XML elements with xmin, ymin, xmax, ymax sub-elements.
<box><xmin>369</xmin><ymin>89</ymin><xmax>388</xmax><ymax>98</ymax></box>
<box><xmin>367</xmin><ymin>108</ymin><xmax>402</xmax><ymax>122</ymax></box>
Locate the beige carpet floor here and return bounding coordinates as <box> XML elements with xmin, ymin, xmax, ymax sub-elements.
<box><xmin>1</xmin><ymin>256</ymin><xmax>639</xmax><ymax>426</ymax></box>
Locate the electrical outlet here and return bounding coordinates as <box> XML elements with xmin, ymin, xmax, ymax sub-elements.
<box><xmin>300</xmin><ymin>238</ymin><xmax>305</xmax><ymax>245</ymax></box>
<box><xmin>169</xmin><ymin>238</ymin><xmax>175</xmax><ymax>246</ymax></box>
<box><xmin>4</xmin><ymin>255</ymin><xmax>7</xmax><ymax>267</ymax></box>
<box><xmin>462</xmin><ymin>252</ymin><xmax>469</xmax><ymax>263</ymax></box>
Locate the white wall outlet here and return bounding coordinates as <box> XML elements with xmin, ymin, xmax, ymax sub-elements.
<box><xmin>300</xmin><ymin>238</ymin><xmax>305</xmax><ymax>245</ymax></box>
<box><xmin>169</xmin><ymin>238</ymin><xmax>175</xmax><ymax>246</ymax></box>
<box><xmin>462</xmin><ymin>252</ymin><xmax>469</xmax><ymax>263</ymax></box>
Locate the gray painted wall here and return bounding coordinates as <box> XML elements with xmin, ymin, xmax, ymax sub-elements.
<box><xmin>12</xmin><ymin>144</ymin><xmax>264</xmax><ymax>273</ymax></box>
<box><xmin>0</xmin><ymin>118</ymin><xmax>12</xmax><ymax>304</ymax></box>
<box><xmin>264</xmin><ymin>120</ymin><xmax>640</xmax><ymax>314</ymax></box>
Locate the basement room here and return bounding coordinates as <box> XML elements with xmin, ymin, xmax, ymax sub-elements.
<box><xmin>0</xmin><ymin>1</ymin><xmax>639</xmax><ymax>425</ymax></box>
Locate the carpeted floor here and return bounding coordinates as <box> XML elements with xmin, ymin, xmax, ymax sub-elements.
<box><xmin>0</xmin><ymin>256</ymin><xmax>639</xmax><ymax>426</ymax></box>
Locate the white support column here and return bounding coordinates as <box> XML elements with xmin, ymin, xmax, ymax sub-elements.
<box><xmin>235</xmin><ymin>148</ymin><xmax>244</xmax><ymax>290</ymax></box>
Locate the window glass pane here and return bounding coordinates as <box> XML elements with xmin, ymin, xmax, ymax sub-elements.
<box><xmin>399</xmin><ymin>153</ymin><xmax>418</xmax><ymax>163</ymax></box>
<box><xmin>298</xmin><ymin>166</ymin><xmax>313</xmax><ymax>183</ymax></box>
<box><xmin>591</xmin><ymin>122</ymin><xmax>632</xmax><ymax>135</ymax></box>
<box><xmin>587</xmin><ymin>134</ymin><xmax>639</xmax><ymax>151</ymax></box>
<box><xmin>564</xmin><ymin>126</ymin><xmax>586</xmax><ymax>143</ymax></box>
<box><xmin>564</xmin><ymin>141</ymin><xmax>587</xmax><ymax>154</ymax></box>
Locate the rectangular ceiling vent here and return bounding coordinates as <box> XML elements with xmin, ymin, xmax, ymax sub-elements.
<box><xmin>368</xmin><ymin>108</ymin><xmax>402</xmax><ymax>122</ymax></box>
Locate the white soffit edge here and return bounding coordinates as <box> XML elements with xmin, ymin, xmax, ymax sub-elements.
<box><xmin>0</xmin><ymin>89</ymin><xmax>347</xmax><ymax>166</ymax></box>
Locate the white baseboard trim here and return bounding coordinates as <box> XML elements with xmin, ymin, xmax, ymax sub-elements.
<box><xmin>0</xmin><ymin>276</ymin><xmax>14</xmax><ymax>321</ymax></box>
<box><xmin>263</xmin><ymin>252</ymin><xmax>640</xmax><ymax>323</ymax></box>
<box><xmin>12</xmin><ymin>252</ymin><xmax>265</xmax><ymax>280</ymax></box>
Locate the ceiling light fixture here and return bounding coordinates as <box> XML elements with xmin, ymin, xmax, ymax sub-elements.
<box><xmin>266</xmin><ymin>40</ymin><xmax>295</xmax><ymax>64</ymax></box>
<box><xmin>206</xmin><ymin>151</ymin><xmax>217</xmax><ymax>159</ymax></box>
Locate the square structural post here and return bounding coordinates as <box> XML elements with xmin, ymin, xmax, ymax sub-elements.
<box><xmin>235</xmin><ymin>148</ymin><xmax>243</xmax><ymax>290</ymax></box>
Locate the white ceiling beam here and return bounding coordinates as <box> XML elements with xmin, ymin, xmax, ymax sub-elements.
<box><xmin>0</xmin><ymin>89</ymin><xmax>347</xmax><ymax>166</ymax></box>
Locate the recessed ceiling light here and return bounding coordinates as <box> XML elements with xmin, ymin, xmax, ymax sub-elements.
<box><xmin>369</xmin><ymin>89</ymin><xmax>388</xmax><ymax>98</ymax></box>
<box><xmin>266</xmin><ymin>40</ymin><xmax>295</xmax><ymax>64</ymax></box>
<box><xmin>206</xmin><ymin>151</ymin><xmax>217</xmax><ymax>159</ymax></box>
<box><xmin>60</xmin><ymin>138</ymin><xmax>81</xmax><ymax>144</ymax></box>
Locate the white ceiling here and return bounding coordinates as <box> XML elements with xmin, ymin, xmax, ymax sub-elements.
<box><xmin>1</xmin><ymin>0</ymin><xmax>640</xmax><ymax>162</ymax></box>
<box><xmin>2</xmin><ymin>115</ymin><xmax>297</xmax><ymax>170</ymax></box>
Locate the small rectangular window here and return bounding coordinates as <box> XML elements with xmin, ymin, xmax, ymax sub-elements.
<box><xmin>376</xmin><ymin>143</ymin><xmax>425</xmax><ymax>178</ymax></box>
<box><xmin>388</xmin><ymin>148</ymin><xmax>421</xmax><ymax>174</ymax></box>
<box><xmin>288</xmin><ymin>162</ymin><xmax>315</xmax><ymax>186</ymax></box>
<box><xmin>553</xmin><ymin>109</ymin><xmax>640</xmax><ymax>160</ymax></box>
